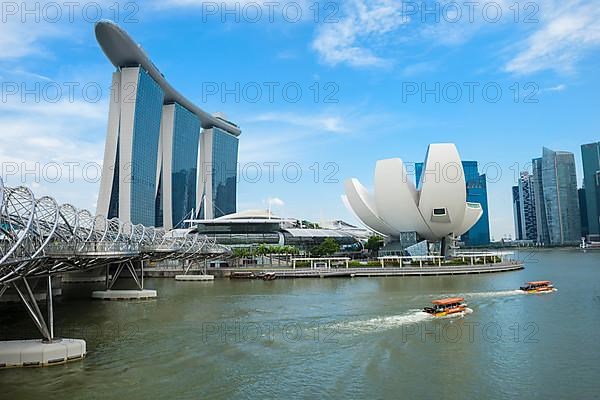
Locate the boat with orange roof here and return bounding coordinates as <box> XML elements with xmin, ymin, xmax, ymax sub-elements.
<box><xmin>423</xmin><ymin>297</ymin><xmax>469</xmax><ymax>317</ymax></box>
<box><xmin>520</xmin><ymin>281</ymin><xmax>556</xmax><ymax>293</ymax></box>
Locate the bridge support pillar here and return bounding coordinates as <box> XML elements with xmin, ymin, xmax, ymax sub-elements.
<box><xmin>0</xmin><ymin>276</ymin><xmax>86</xmax><ymax>369</ymax></box>
<box><xmin>175</xmin><ymin>259</ymin><xmax>214</xmax><ymax>282</ymax></box>
<box><xmin>92</xmin><ymin>261</ymin><xmax>157</xmax><ymax>300</ymax></box>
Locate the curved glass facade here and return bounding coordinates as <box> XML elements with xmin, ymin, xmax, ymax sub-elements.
<box><xmin>130</xmin><ymin>68</ymin><xmax>165</xmax><ymax>226</ymax></box>
<box><xmin>96</xmin><ymin>22</ymin><xmax>242</xmax><ymax>228</ymax></box>
<box><xmin>171</xmin><ymin>103</ymin><xmax>200</xmax><ymax>228</ymax></box>
<box><xmin>211</xmin><ymin>128</ymin><xmax>239</xmax><ymax>218</ymax></box>
<box><xmin>98</xmin><ymin>69</ymin><xmax>239</xmax><ymax>228</ymax></box>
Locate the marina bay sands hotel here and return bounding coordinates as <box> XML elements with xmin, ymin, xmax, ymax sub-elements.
<box><xmin>95</xmin><ymin>20</ymin><xmax>240</xmax><ymax>229</ymax></box>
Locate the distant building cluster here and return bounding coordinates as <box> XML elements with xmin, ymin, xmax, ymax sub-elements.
<box><xmin>513</xmin><ymin>143</ymin><xmax>600</xmax><ymax>245</ymax></box>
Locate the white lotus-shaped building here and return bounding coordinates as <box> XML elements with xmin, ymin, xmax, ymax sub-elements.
<box><xmin>344</xmin><ymin>143</ymin><xmax>483</xmax><ymax>241</ymax></box>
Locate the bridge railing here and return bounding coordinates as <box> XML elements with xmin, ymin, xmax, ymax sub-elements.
<box><xmin>45</xmin><ymin>241</ymin><xmax>141</xmax><ymax>257</ymax></box>
<box><xmin>0</xmin><ymin>177</ymin><xmax>230</xmax><ymax>283</ymax></box>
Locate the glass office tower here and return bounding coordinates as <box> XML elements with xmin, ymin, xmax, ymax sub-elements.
<box><xmin>157</xmin><ymin>103</ymin><xmax>201</xmax><ymax>229</ymax></box>
<box><xmin>596</xmin><ymin>172</ymin><xmax>600</xmax><ymax>231</ymax></box>
<box><xmin>517</xmin><ymin>171</ymin><xmax>537</xmax><ymax>241</ymax></box>
<box><xmin>461</xmin><ymin>161</ymin><xmax>490</xmax><ymax>246</ymax></box>
<box><xmin>171</xmin><ymin>104</ymin><xmax>200</xmax><ymax>227</ymax></box>
<box><xmin>532</xmin><ymin>157</ymin><xmax>550</xmax><ymax>245</ymax></box>
<box><xmin>579</xmin><ymin>188</ymin><xmax>589</xmax><ymax>238</ymax></box>
<box><xmin>197</xmin><ymin>125</ymin><xmax>239</xmax><ymax>220</ymax></box>
<box><xmin>99</xmin><ymin>66</ymin><xmax>165</xmax><ymax>227</ymax></box>
<box><xmin>212</xmin><ymin>128</ymin><xmax>239</xmax><ymax>218</ymax></box>
<box><xmin>129</xmin><ymin>69</ymin><xmax>164</xmax><ymax>226</ymax></box>
<box><xmin>581</xmin><ymin>142</ymin><xmax>600</xmax><ymax>236</ymax></box>
<box><xmin>415</xmin><ymin>161</ymin><xmax>490</xmax><ymax>246</ymax></box>
<box><xmin>540</xmin><ymin>147</ymin><xmax>581</xmax><ymax>245</ymax></box>
<box><xmin>512</xmin><ymin>186</ymin><xmax>523</xmax><ymax>240</ymax></box>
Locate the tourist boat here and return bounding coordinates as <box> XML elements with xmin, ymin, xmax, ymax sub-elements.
<box><xmin>230</xmin><ymin>271</ymin><xmax>256</xmax><ymax>280</ymax></box>
<box><xmin>423</xmin><ymin>297</ymin><xmax>469</xmax><ymax>317</ymax></box>
<box><xmin>520</xmin><ymin>281</ymin><xmax>555</xmax><ymax>293</ymax></box>
<box><xmin>259</xmin><ymin>272</ymin><xmax>277</xmax><ymax>281</ymax></box>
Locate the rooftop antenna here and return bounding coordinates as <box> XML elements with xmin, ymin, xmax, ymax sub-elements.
<box><xmin>267</xmin><ymin>198</ymin><xmax>272</xmax><ymax>220</ymax></box>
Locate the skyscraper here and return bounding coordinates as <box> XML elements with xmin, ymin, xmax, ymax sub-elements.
<box><xmin>538</xmin><ymin>147</ymin><xmax>581</xmax><ymax>245</ymax></box>
<box><xmin>157</xmin><ymin>103</ymin><xmax>201</xmax><ymax>229</ymax></box>
<box><xmin>95</xmin><ymin>21</ymin><xmax>241</xmax><ymax>228</ymax></box>
<box><xmin>197</xmin><ymin>125</ymin><xmax>240</xmax><ymax>220</ymax></box>
<box><xmin>97</xmin><ymin>66</ymin><xmax>165</xmax><ymax>226</ymax></box>
<box><xmin>461</xmin><ymin>161</ymin><xmax>491</xmax><ymax>246</ymax></box>
<box><xmin>416</xmin><ymin>160</ymin><xmax>490</xmax><ymax>246</ymax></box>
<box><xmin>512</xmin><ymin>186</ymin><xmax>522</xmax><ymax>240</ymax></box>
<box><xmin>579</xmin><ymin>188</ymin><xmax>589</xmax><ymax>238</ymax></box>
<box><xmin>532</xmin><ymin>157</ymin><xmax>550</xmax><ymax>244</ymax></box>
<box><xmin>581</xmin><ymin>142</ymin><xmax>600</xmax><ymax>237</ymax></box>
<box><xmin>596</xmin><ymin>171</ymin><xmax>600</xmax><ymax>228</ymax></box>
<box><xmin>517</xmin><ymin>171</ymin><xmax>537</xmax><ymax>241</ymax></box>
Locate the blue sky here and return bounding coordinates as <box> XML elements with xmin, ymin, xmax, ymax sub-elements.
<box><xmin>1</xmin><ymin>0</ymin><xmax>599</xmax><ymax>239</ymax></box>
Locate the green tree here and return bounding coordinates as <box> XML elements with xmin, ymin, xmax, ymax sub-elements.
<box><xmin>365</xmin><ymin>235</ymin><xmax>384</xmax><ymax>256</ymax></box>
<box><xmin>312</xmin><ymin>238</ymin><xmax>340</xmax><ymax>257</ymax></box>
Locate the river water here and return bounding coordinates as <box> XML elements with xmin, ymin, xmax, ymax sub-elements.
<box><xmin>1</xmin><ymin>249</ymin><xmax>600</xmax><ymax>399</ymax></box>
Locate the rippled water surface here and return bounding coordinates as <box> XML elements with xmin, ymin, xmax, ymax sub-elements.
<box><xmin>2</xmin><ymin>250</ymin><xmax>600</xmax><ymax>399</ymax></box>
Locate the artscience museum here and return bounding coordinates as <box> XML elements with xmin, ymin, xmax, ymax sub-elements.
<box><xmin>344</xmin><ymin>143</ymin><xmax>484</xmax><ymax>255</ymax></box>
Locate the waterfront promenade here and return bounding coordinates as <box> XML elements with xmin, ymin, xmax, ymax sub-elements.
<box><xmin>145</xmin><ymin>261</ymin><xmax>524</xmax><ymax>279</ymax></box>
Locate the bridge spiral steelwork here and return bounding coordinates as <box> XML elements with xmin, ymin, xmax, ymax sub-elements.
<box><xmin>0</xmin><ymin>178</ymin><xmax>228</xmax><ymax>343</ymax></box>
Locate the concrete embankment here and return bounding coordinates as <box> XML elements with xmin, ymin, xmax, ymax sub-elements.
<box><xmin>144</xmin><ymin>262</ymin><xmax>523</xmax><ymax>279</ymax></box>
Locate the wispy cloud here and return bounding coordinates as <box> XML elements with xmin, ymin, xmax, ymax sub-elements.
<box><xmin>543</xmin><ymin>84</ymin><xmax>567</xmax><ymax>92</ymax></box>
<box><xmin>312</xmin><ymin>0</ymin><xmax>407</xmax><ymax>67</ymax></box>
<box><xmin>267</xmin><ymin>197</ymin><xmax>285</xmax><ymax>207</ymax></box>
<box><xmin>401</xmin><ymin>61</ymin><xmax>437</xmax><ymax>77</ymax></box>
<box><xmin>0</xmin><ymin>0</ymin><xmax>123</xmax><ymax>61</ymax></box>
<box><xmin>0</xmin><ymin>19</ymin><xmax>61</xmax><ymax>60</ymax></box>
<box><xmin>0</xmin><ymin>98</ymin><xmax>107</xmax><ymax>209</ymax></box>
<box><xmin>251</xmin><ymin>112</ymin><xmax>348</xmax><ymax>133</ymax></box>
<box><xmin>505</xmin><ymin>2</ymin><xmax>600</xmax><ymax>75</ymax></box>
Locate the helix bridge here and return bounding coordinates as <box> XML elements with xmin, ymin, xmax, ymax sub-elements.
<box><xmin>0</xmin><ymin>177</ymin><xmax>228</xmax><ymax>346</ymax></box>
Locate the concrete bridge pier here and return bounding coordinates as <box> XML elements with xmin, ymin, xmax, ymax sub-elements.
<box><xmin>0</xmin><ymin>276</ymin><xmax>86</xmax><ymax>368</ymax></box>
<box><xmin>91</xmin><ymin>260</ymin><xmax>157</xmax><ymax>300</ymax></box>
<box><xmin>175</xmin><ymin>259</ymin><xmax>214</xmax><ymax>281</ymax></box>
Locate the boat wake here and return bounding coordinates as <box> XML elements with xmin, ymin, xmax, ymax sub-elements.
<box><xmin>333</xmin><ymin>310</ymin><xmax>433</xmax><ymax>334</ymax></box>
<box><xmin>465</xmin><ymin>289</ymin><xmax>526</xmax><ymax>298</ymax></box>
<box><xmin>464</xmin><ymin>288</ymin><xmax>558</xmax><ymax>298</ymax></box>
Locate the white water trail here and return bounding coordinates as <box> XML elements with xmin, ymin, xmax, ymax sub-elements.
<box><xmin>334</xmin><ymin>310</ymin><xmax>432</xmax><ymax>334</ymax></box>
<box><xmin>464</xmin><ymin>289</ymin><xmax>527</xmax><ymax>298</ymax></box>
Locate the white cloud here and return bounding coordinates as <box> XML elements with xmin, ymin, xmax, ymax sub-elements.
<box><xmin>251</xmin><ymin>112</ymin><xmax>348</xmax><ymax>133</ymax></box>
<box><xmin>312</xmin><ymin>0</ymin><xmax>407</xmax><ymax>67</ymax></box>
<box><xmin>505</xmin><ymin>2</ymin><xmax>600</xmax><ymax>74</ymax></box>
<box><xmin>0</xmin><ymin>99</ymin><xmax>107</xmax><ymax>209</ymax></box>
<box><xmin>0</xmin><ymin>19</ymin><xmax>59</xmax><ymax>60</ymax></box>
<box><xmin>268</xmin><ymin>197</ymin><xmax>285</xmax><ymax>207</ymax></box>
<box><xmin>0</xmin><ymin>0</ymin><xmax>121</xmax><ymax>61</ymax></box>
<box><xmin>543</xmin><ymin>84</ymin><xmax>567</xmax><ymax>92</ymax></box>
